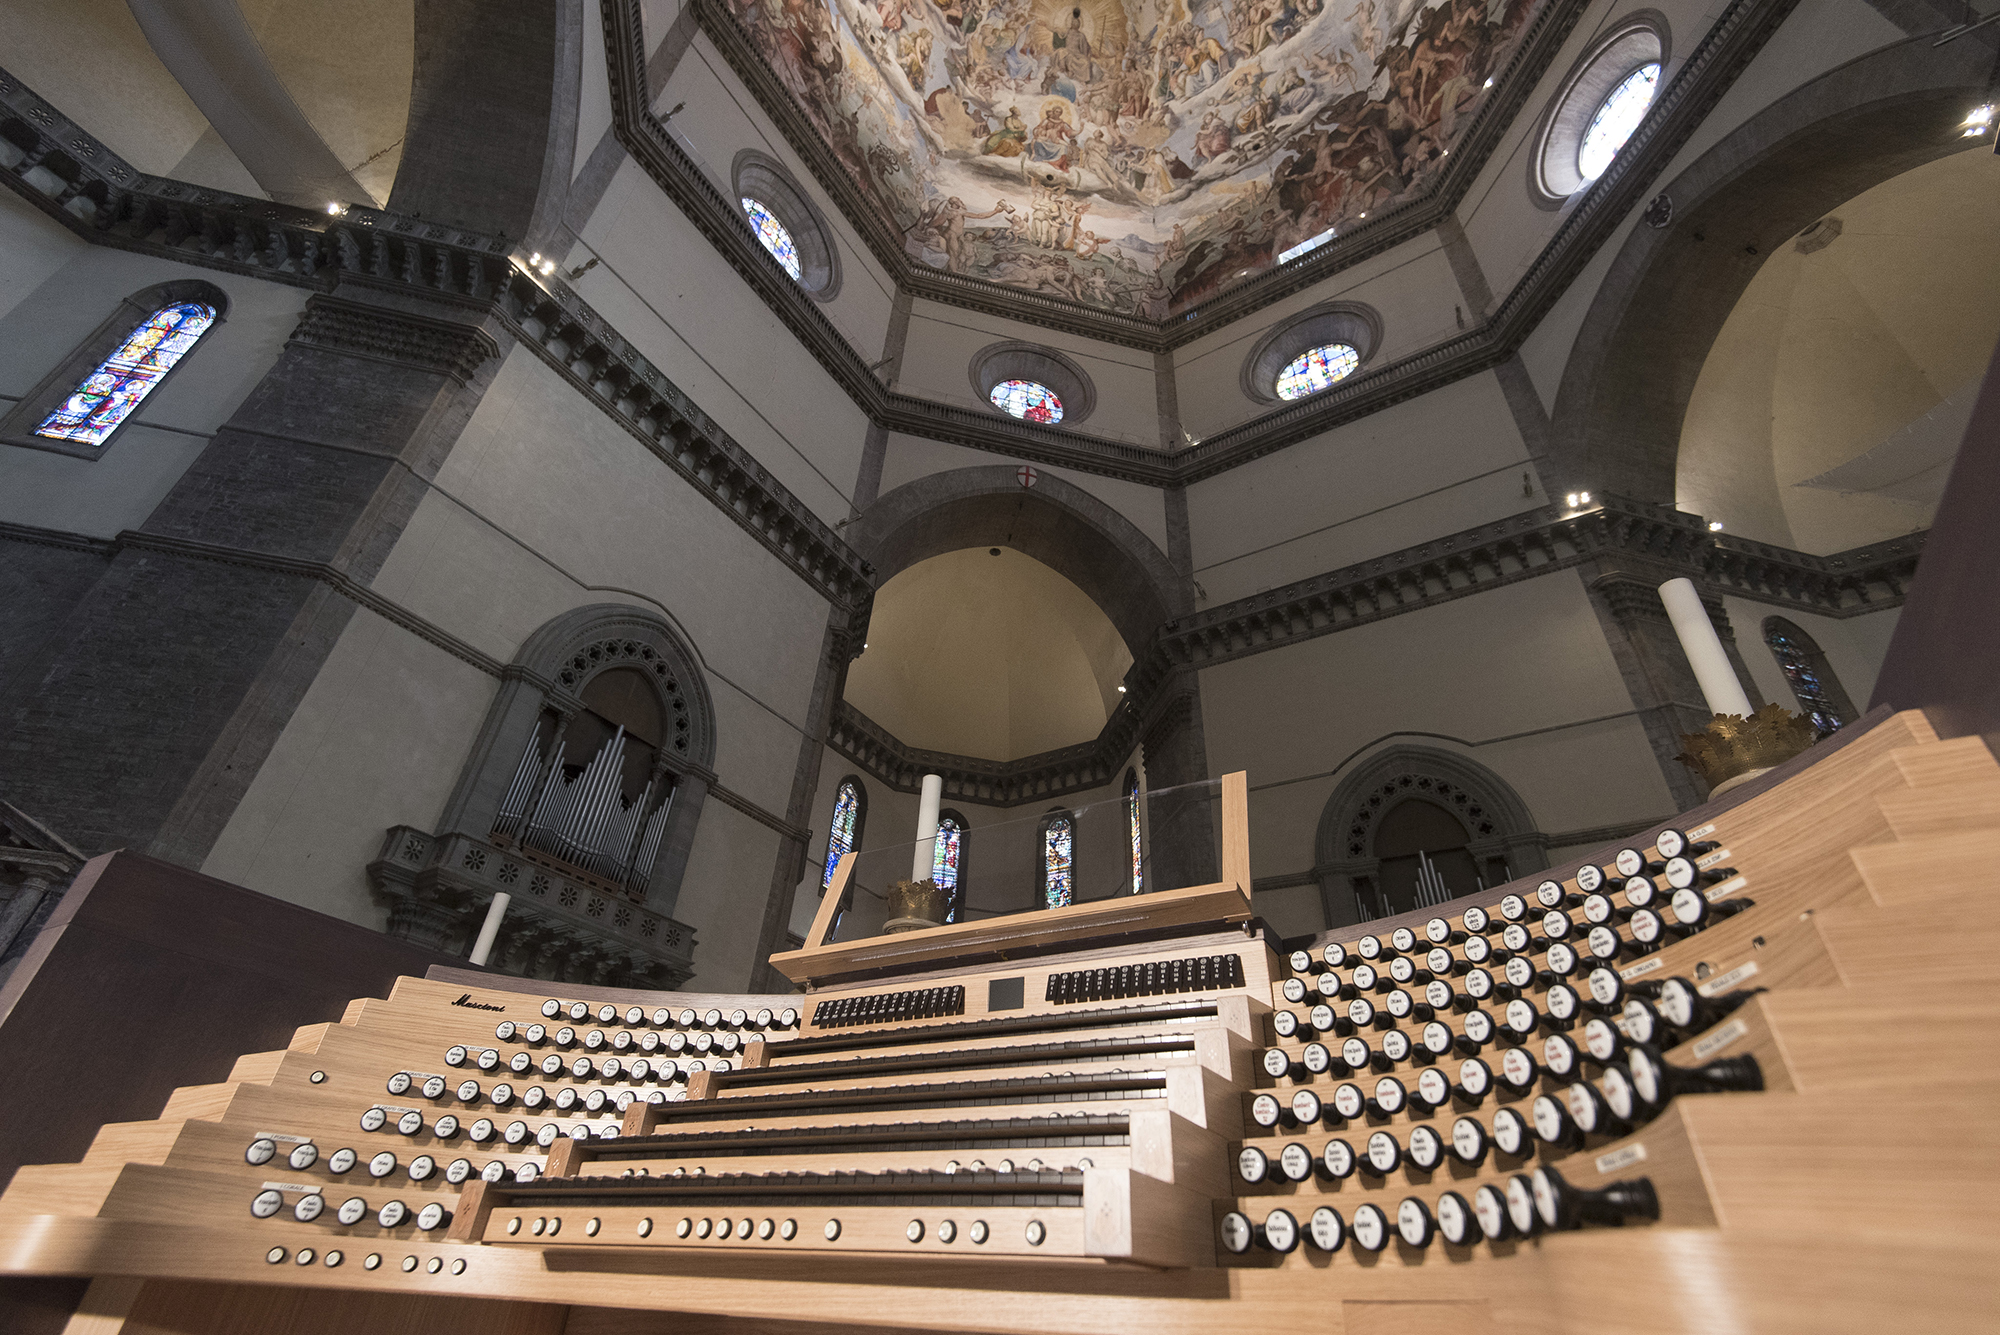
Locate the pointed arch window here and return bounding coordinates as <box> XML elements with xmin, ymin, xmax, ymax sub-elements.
<box><xmin>931</xmin><ymin>810</ymin><xmax>967</xmax><ymax>922</ymax></box>
<box><xmin>1762</xmin><ymin>618</ymin><xmax>1855</xmax><ymax>738</ymax></box>
<box><xmin>1124</xmin><ymin>770</ymin><xmax>1143</xmax><ymax>895</ymax></box>
<box><xmin>1</xmin><ymin>280</ymin><xmax>228</xmax><ymax>459</ymax></box>
<box><xmin>1039</xmin><ymin>809</ymin><xmax>1075</xmax><ymax>909</ymax></box>
<box><xmin>823</xmin><ymin>779</ymin><xmax>866</xmax><ymax>891</ymax></box>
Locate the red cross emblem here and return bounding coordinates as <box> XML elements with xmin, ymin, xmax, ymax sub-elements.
<box><xmin>1017</xmin><ymin>465</ymin><xmax>1039</xmax><ymax>488</ymax></box>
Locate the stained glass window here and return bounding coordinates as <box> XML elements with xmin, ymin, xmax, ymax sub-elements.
<box><xmin>742</xmin><ymin>198</ymin><xmax>802</xmax><ymax>281</ymax></box>
<box><xmin>1125</xmin><ymin>770</ymin><xmax>1143</xmax><ymax>895</ymax></box>
<box><xmin>989</xmin><ymin>379</ymin><xmax>1064</xmax><ymax>424</ymax></box>
<box><xmin>1763</xmin><ymin>619</ymin><xmax>1850</xmax><ymax>738</ymax></box>
<box><xmin>931</xmin><ymin>812</ymin><xmax>964</xmax><ymax>922</ymax></box>
<box><xmin>1577</xmin><ymin>63</ymin><xmax>1660</xmax><ymax>181</ymax></box>
<box><xmin>822</xmin><ymin>779</ymin><xmax>864</xmax><ymax>891</ymax></box>
<box><xmin>35</xmin><ymin>302</ymin><xmax>216</xmax><ymax>446</ymax></box>
<box><xmin>1041</xmin><ymin>811</ymin><xmax>1074</xmax><ymax>909</ymax></box>
<box><xmin>1275</xmin><ymin>343</ymin><xmax>1360</xmax><ymax>401</ymax></box>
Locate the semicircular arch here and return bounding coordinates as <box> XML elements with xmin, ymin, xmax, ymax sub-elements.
<box><xmin>847</xmin><ymin>466</ymin><xmax>1188</xmax><ymax>657</ymax></box>
<box><xmin>1546</xmin><ymin>39</ymin><xmax>1990</xmax><ymax>504</ymax></box>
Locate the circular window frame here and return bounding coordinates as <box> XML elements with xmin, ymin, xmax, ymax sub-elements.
<box><xmin>1241</xmin><ymin>302</ymin><xmax>1383</xmax><ymax>405</ymax></box>
<box><xmin>1528</xmin><ymin>14</ymin><xmax>1669</xmax><ymax>209</ymax></box>
<box><xmin>969</xmin><ymin>342</ymin><xmax>1096</xmax><ymax>426</ymax></box>
<box><xmin>731</xmin><ymin>150</ymin><xmax>842</xmax><ymax>301</ymax></box>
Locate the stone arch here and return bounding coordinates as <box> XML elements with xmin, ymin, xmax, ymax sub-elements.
<box><xmin>1546</xmin><ymin>36</ymin><xmax>1993</xmax><ymax>504</ymax></box>
<box><xmin>848</xmin><ymin>465</ymin><xmax>1189</xmax><ymax>655</ymax></box>
<box><xmin>389</xmin><ymin>0</ymin><xmax>583</xmax><ymax>246</ymax></box>
<box><xmin>433</xmin><ymin>603</ymin><xmax>717</xmax><ymax>909</ymax></box>
<box><xmin>1312</xmin><ymin>745</ymin><xmax>1547</xmax><ymax>927</ymax></box>
<box><xmin>846</xmin><ymin>466</ymin><xmax>1212</xmax><ymax>889</ymax></box>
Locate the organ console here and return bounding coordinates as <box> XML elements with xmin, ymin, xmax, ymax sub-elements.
<box><xmin>0</xmin><ymin>716</ymin><xmax>1995</xmax><ymax>1333</ymax></box>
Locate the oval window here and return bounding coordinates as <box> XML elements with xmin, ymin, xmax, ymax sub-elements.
<box><xmin>989</xmin><ymin>379</ymin><xmax>1064</xmax><ymax>423</ymax></box>
<box><xmin>1577</xmin><ymin>64</ymin><xmax>1660</xmax><ymax>181</ymax></box>
<box><xmin>1275</xmin><ymin>343</ymin><xmax>1360</xmax><ymax>401</ymax></box>
<box><xmin>741</xmin><ymin>198</ymin><xmax>802</xmax><ymax>281</ymax></box>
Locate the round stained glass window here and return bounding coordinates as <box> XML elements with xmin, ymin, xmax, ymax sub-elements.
<box><xmin>990</xmin><ymin>379</ymin><xmax>1064</xmax><ymax>424</ymax></box>
<box><xmin>741</xmin><ymin>198</ymin><xmax>801</xmax><ymax>281</ymax></box>
<box><xmin>1275</xmin><ymin>343</ymin><xmax>1360</xmax><ymax>401</ymax></box>
<box><xmin>1577</xmin><ymin>64</ymin><xmax>1660</xmax><ymax>181</ymax></box>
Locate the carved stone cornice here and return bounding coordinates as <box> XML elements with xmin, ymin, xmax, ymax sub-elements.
<box><xmin>0</xmin><ymin>64</ymin><xmax>874</xmax><ymax>621</ymax></box>
<box><xmin>823</xmin><ymin>499</ymin><xmax>1919</xmax><ymax>797</ymax></box>
<box><xmin>828</xmin><ymin>698</ymin><xmax>1141</xmax><ymax>806</ymax></box>
<box><xmin>290</xmin><ymin>295</ymin><xmax>501</xmax><ymax>382</ymax></box>
<box><xmin>1131</xmin><ymin>497</ymin><xmax>1917</xmax><ymax>683</ymax></box>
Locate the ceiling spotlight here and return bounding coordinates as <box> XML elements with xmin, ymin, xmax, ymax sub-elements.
<box><xmin>325</xmin><ymin>201</ymin><xmax>348</xmax><ymax>216</ymax></box>
<box><xmin>1708</xmin><ymin>521</ymin><xmax>1724</xmax><ymax>532</ymax></box>
<box><xmin>1483</xmin><ymin>77</ymin><xmax>1494</xmax><ymax>90</ymax></box>
<box><xmin>1963</xmin><ymin>104</ymin><xmax>1995</xmax><ymax>128</ymax></box>
<box><xmin>1117</xmin><ymin>685</ymin><xmax>1127</xmax><ymax>693</ymax></box>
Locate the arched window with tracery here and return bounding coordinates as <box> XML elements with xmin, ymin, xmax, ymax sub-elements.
<box><xmin>1762</xmin><ymin>618</ymin><xmax>1854</xmax><ymax>737</ymax></box>
<box><xmin>1124</xmin><ymin>769</ymin><xmax>1143</xmax><ymax>895</ymax></box>
<box><xmin>931</xmin><ymin>809</ymin><xmax>967</xmax><ymax>922</ymax></box>
<box><xmin>1</xmin><ymin>280</ymin><xmax>228</xmax><ymax>458</ymax></box>
<box><xmin>823</xmin><ymin>779</ymin><xmax>866</xmax><ymax>891</ymax></box>
<box><xmin>1039</xmin><ymin>808</ymin><xmax>1075</xmax><ymax>909</ymax></box>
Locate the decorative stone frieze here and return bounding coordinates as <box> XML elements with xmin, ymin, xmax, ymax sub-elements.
<box><xmin>368</xmin><ymin>826</ymin><xmax>697</xmax><ymax>989</ymax></box>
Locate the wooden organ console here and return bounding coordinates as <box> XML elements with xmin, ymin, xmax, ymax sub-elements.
<box><xmin>1</xmin><ymin>715</ymin><xmax>1995</xmax><ymax>1334</ymax></box>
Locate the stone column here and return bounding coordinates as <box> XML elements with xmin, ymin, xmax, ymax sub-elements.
<box><xmin>1582</xmin><ymin>568</ymin><xmax>1763</xmax><ymax>807</ymax></box>
<box><xmin>1140</xmin><ymin>684</ymin><xmax>1218</xmax><ymax>893</ymax></box>
<box><xmin>0</xmin><ymin>288</ymin><xmax>507</xmax><ymax>861</ymax></box>
<box><xmin>645</xmin><ymin>765</ymin><xmax>711</xmax><ymax>917</ymax></box>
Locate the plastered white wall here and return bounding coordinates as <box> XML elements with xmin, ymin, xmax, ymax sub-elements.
<box><xmin>874</xmin><ymin>433</ymin><xmax>1172</xmax><ymax>559</ymax></box>
<box><xmin>650</xmin><ymin>31</ymin><xmax>900</xmax><ymax>356</ymax></box>
<box><xmin>0</xmin><ymin>235</ymin><xmax>306</xmax><ymax>538</ymax></box>
<box><xmin>1204</xmin><ymin>571</ymin><xmax>1677</xmax><ymax>898</ymax></box>
<box><xmin>570</xmin><ymin>158</ymin><xmax>870</xmax><ymax>525</ymax></box>
<box><xmin>897</xmin><ymin>299</ymin><xmax>1160</xmax><ymax>450</ymax></box>
<box><xmin>1186</xmin><ymin>371</ymin><xmax>1538</xmax><ymax>603</ymax></box>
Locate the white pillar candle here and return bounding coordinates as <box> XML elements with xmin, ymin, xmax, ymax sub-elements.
<box><xmin>468</xmin><ymin>892</ymin><xmax>511</xmax><ymax>967</ymax></box>
<box><xmin>912</xmin><ymin>773</ymin><xmax>944</xmax><ymax>882</ymax></box>
<box><xmin>1657</xmin><ymin>578</ymin><xmax>1754</xmax><ymax>717</ymax></box>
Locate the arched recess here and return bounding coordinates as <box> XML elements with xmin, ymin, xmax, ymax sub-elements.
<box><xmin>848</xmin><ymin>465</ymin><xmax>1189</xmax><ymax>653</ymax></box>
<box><xmin>1313</xmin><ymin>746</ymin><xmax>1547</xmax><ymax>928</ymax></box>
<box><xmin>845</xmin><ymin>466</ymin><xmax>1214</xmax><ymax>890</ymax></box>
<box><xmin>388</xmin><ymin>0</ymin><xmax>582</xmax><ymax>246</ymax></box>
<box><xmin>1547</xmin><ymin>36</ymin><xmax>1993</xmax><ymax>503</ymax></box>
<box><xmin>435</xmin><ymin>603</ymin><xmax>718</xmax><ymax>913</ymax></box>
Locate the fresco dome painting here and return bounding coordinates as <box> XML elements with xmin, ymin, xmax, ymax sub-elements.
<box><xmin>731</xmin><ymin>0</ymin><xmax>1545</xmax><ymax>316</ymax></box>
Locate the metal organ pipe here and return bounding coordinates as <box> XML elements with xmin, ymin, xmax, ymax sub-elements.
<box><xmin>493</xmin><ymin>732</ymin><xmax>544</xmax><ymax>838</ymax></box>
<box><xmin>559</xmin><ymin>727</ymin><xmax>627</xmax><ymax>863</ymax></box>
<box><xmin>522</xmin><ymin>738</ymin><xmax>569</xmax><ymax>842</ymax></box>
<box><xmin>630</xmin><ymin>786</ymin><xmax>674</xmax><ymax>890</ymax></box>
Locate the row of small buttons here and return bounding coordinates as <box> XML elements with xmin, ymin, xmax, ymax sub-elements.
<box><xmin>263</xmin><ymin>1245</ymin><xmax>467</xmax><ymax>1275</ymax></box>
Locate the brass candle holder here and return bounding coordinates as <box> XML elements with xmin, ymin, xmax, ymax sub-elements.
<box><xmin>1676</xmin><ymin>702</ymin><xmax>1818</xmax><ymax>797</ymax></box>
<box><xmin>883</xmin><ymin>878</ymin><xmax>951</xmax><ymax>934</ymax></box>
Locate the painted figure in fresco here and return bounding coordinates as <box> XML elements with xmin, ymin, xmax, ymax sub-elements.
<box><xmin>1030</xmin><ymin>102</ymin><xmax>1078</xmax><ymax>165</ymax></box>
<box><xmin>983</xmin><ymin>106</ymin><xmax>1030</xmax><ymax>155</ymax></box>
<box><xmin>932</xmin><ymin>196</ymin><xmax>1012</xmax><ymax>271</ymax></box>
<box><xmin>1194</xmin><ymin>111</ymin><xmax>1233</xmax><ymax>164</ymax></box>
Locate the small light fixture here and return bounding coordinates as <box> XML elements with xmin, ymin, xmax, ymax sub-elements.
<box><xmin>1963</xmin><ymin>104</ymin><xmax>1995</xmax><ymax>132</ymax></box>
<box><xmin>1708</xmin><ymin>521</ymin><xmax>1724</xmax><ymax>532</ymax></box>
<box><xmin>1565</xmin><ymin>491</ymin><xmax>1593</xmax><ymax>508</ymax></box>
<box><xmin>1117</xmin><ymin>685</ymin><xmax>1127</xmax><ymax>693</ymax></box>
<box><xmin>325</xmin><ymin>202</ymin><xmax>347</xmax><ymax>216</ymax></box>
